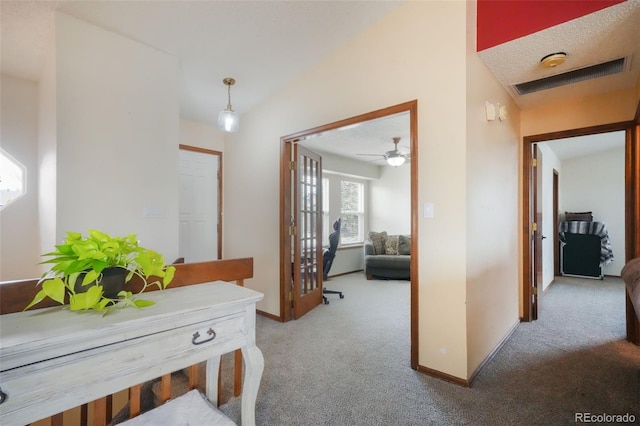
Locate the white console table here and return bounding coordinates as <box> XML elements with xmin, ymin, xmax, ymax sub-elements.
<box><xmin>0</xmin><ymin>281</ymin><xmax>264</xmax><ymax>425</ymax></box>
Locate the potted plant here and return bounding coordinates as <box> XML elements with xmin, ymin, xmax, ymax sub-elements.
<box><xmin>24</xmin><ymin>229</ymin><xmax>176</xmax><ymax>313</ymax></box>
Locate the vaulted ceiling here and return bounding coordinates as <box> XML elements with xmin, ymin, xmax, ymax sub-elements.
<box><xmin>0</xmin><ymin>1</ymin><xmax>402</xmax><ymax>124</ymax></box>
<box><xmin>1</xmin><ymin>1</ymin><xmax>637</xmax><ymax>163</ymax></box>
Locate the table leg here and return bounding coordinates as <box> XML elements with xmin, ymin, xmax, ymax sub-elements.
<box><xmin>240</xmin><ymin>346</ymin><xmax>264</xmax><ymax>426</ymax></box>
<box><xmin>205</xmin><ymin>354</ymin><xmax>221</xmax><ymax>406</ymax></box>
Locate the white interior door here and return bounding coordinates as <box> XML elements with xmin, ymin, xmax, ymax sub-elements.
<box><xmin>179</xmin><ymin>148</ymin><xmax>220</xmax><ymax>262</ymax></box>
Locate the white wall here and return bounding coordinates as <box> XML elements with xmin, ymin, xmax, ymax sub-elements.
<box><xmin>464</xmin><ymin>0</ymin><xmax>520</xmax><ymax>376</ymax></box>
<box><xmin>180</xmin><ymin>118</ymin><xmax>225</xmax><ymax>153</ymax></box>
<box><xmin>521</xmin><ymin>89</ymin><xmax>636</xmax><ymax>135</ymax></box>
<box><xmin>327</xmin><ymin>247</ymin><xmax>364</xmax><ymax>277</ymax></box>
<box><xmin>0</xmin><ymin>23</ymin><xmax>219</xmax><ymax>280</ymax></box>
<box><xmin>38</xmin><ymin>35</ymin><xmax>58</xmax><ymax>277</ymax></box>
<box><xmin>369</xmin><ymin>164</ymin><xmax>410</xmax><ymax>235</ymax></box>
<box><xmin>561</xmin><ymin>146</ymin><xmax>625</xmax><ymax>276</ymax></box>
<box><xmin>53</xmin><ymin>13</ymin><xmax>180</xmax><ymax>260</ymax></box>
<box><xmin>319</xmin><ymin>150</ymin><xmax>380</xmax><ymax>180</ymax></box>
<box><xmin>538</xmin><ymin>144</ymin><xmax>562</xmax><ymax>291</ymax></box>
<box><xmin>225</xmin><ymin>1</ymin><xmax>471</xmax><ymax>379</ymax></box>
<box><xmin>0</xmin><ymin>75</ymin><xmax>41</xmax><ymax>280</ymax></box>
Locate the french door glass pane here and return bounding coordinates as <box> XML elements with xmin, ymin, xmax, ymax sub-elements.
<box><xmin>298</xmin><ymin>158</ymin><xmax>319</xmax><ymax>296</ymax></box>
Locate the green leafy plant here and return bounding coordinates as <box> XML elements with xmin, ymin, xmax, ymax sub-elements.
<box><xmin>25</xmin><ymin>229</ymin><xmax>176</xmax><ymax>313</ymax></box>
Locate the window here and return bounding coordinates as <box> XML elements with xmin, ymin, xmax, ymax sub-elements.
<box><xmin>322</xmin><ymin>177</ymin><xmax>329</xmax><ymax>246</ymax></box>
<box><xmin>322</xmin><ymin>174</ymin><xmax>366</xmax><ymax>246</ymax></box>
<box><xmin>340</xmin><ymin>180</ymin><xmax>364</xmax><ymax>244</ymax></box>
<box><xmin>0</xmin><ymin>148</ymin><xmax>26</xmax><ymax>210</ymax></box>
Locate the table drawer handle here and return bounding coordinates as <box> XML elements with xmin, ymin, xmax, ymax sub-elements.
<box><xmin>192</xmin><ymin>328</ymin><xmax>216</xmax><ymax>345</ymax></box>
<box><xmin>0</xmin><ymin>387</ymin><xmax>7</xmax><ymax>404</ymax></box>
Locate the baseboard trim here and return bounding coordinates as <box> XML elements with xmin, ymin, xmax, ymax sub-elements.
<box><xmin>327</xmin><ymin>270</ymin><xmax>364</xmax><ymax>280</ymax></box>
<box><xmin>543</xmin><ymin>278</ymin><xmax>556</xmax><ymax>295</ymax></box>
<box><xmin>416</xmin><ymin>365</ymin><xmax>470</xmax><ymax>387</ymax></box>
<box><xmin>467</xmin><ymin>319</ymin><xmax>520</xmax><ymax>386</ymax></box>
<box><xmin>416</xmin><ymin>319</ymin><xmax>520</xmax><ymax>387</ymax></box>
<box><xmin>257</xmin><ymin>309</ymin><xmax>283</xmax><ymax>322</ymax></box>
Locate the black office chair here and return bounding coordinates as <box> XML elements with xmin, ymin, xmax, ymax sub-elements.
<box><xmin>322</xmin><ymin>218</ymin><xmax>344</xmax><ymax>304</ymax></box>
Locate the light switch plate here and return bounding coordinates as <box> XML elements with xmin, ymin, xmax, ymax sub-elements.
<box><xmin>485</xmin><ymin>101</ymin><xmax>496</xmax><ymax>121</ymax></box>
<box><xmin>423</xmin><ymin>202</ymin><xmax>434</xmax><ymax>218</ymax></box>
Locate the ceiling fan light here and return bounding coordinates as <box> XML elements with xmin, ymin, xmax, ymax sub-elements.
<box><xmin>386</xmin><ymin>154</ymin><xmax>405</xmax><ymax>167</ymax></box>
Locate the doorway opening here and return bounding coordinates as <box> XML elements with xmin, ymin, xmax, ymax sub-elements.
<box><xmin>521</xmin><ymin>117</ymin><xmax>640</xmax><ymax>344</ymax></box>
<box><xmin>178</xmin><ymin>145</ymin><xmax>223</xmax><ymax>262</ymax></box>
<box><xmin>279</xmin><ymin>100</ymin><xmax>419</xmax><ymax>368</ymax></box>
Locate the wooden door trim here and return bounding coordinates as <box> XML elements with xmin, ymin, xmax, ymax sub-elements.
<box><xmin>179</xmin><ymin>145</ymin><xmax>223</xmax><ymax>260</ymax></box>
<box><xmin>532</xmin><ymin>144</ymin><xmax>541</xmax><ymax>320</ymax></box>
<box><xmin>553</xmin><ymin>169</ymin><xmax>559</xmax><ymax>277</ymax></box>
<box><xmin>279</xmin><ymin>140</ymin><xmax>294</xmax><ymax>322</ymax></box>
<box><xmin>279</xmin><ymin>100</ymin><xmax>419</xmax><ymax>368</ymax></box>
<box><xmin>630</xmin><ymin>101</ymin><xmax>640</xmax><ymax>260</ymax></box>
<box><xmin>521</xmin><ymin>118</ymin><xmax>637</xmax><ymax>329</ymax></box>
<box><xmin>626</xmin><ymin>102</ymin><xmax>640</xmax><ymax>343</ymax></box>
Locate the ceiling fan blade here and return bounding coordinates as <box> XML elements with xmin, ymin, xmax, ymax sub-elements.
<box><xmin>356</xmin><ymin>137</ymin><xmax>409</xmax><ymax>165</ymax></box>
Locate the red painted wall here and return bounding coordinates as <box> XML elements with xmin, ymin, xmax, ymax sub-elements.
<box><xmin>477</xmin><ymin>0</ymin><xmax>626</xmax><ymax>51</ymax></box>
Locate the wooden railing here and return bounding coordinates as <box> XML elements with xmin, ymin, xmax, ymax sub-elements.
<box><xmin>0</xmin><ymin>258</ymin><xmax>254</xmax><ymax>426</ymax></box>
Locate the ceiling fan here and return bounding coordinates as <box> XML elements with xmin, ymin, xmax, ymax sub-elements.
<box><xmin>358</xmin><ymin>137</ymin><xmax>410</xmax><ymax>166</ymax></box>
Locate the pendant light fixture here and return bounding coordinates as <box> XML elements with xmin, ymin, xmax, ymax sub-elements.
<box><xmin>218</xmin><ymin>77</ymin><xmax>239</xmax><ymax>133</ymax></box>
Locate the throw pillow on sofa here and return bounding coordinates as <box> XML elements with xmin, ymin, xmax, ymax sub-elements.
<box><xmin>368</xmin><ymin>231</ymin><xmax>387</xmax><ymax>255</ymax></box>
<box><xmin>385</xmin><ymin>235</ymin><xmax>399</xmax><ymax>255</ymax></box>
<box><xmin>398</xmin><ymin>235</ymin><xmax>411</xmax><ymax>255</ymax></box>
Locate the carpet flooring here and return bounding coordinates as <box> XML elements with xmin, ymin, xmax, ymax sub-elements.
<box><xmin>219</xmin><ymin>274</ymin><xmax>639</xmax><ymax>425</ymax></box>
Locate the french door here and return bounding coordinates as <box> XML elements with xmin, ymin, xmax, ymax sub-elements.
<box><xmin>291</xmin><ymin>145</ymin><xmax>323</xmax><ymax>319</ymax></box>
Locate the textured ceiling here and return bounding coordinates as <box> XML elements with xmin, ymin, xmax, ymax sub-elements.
<box><xmin>478</xmin><ymin>0</ymin><xmax>640</xmax><ymax>109</ymax></box>
<box><xmin>300</xmin><ymin>113</ymin><xmax>410</xmax><ymax>166</ymax></box>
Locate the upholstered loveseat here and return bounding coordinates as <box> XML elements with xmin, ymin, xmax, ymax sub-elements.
<box><xmin>364</xmin><ymin>231</ymin><xmax>410</xmax><ymax>280</ymax></box>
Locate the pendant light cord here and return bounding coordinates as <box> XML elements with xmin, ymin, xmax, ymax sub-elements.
<box><xmin>223</xmin><ymin>77</ymin><xmax>236</xmax><ymax>111</ymax></box>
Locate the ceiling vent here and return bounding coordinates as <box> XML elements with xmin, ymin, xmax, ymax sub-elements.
<box><xmin>513</xmin><ymin>57</ymin><xmax>628</xmax><ymax>95</ymax></box>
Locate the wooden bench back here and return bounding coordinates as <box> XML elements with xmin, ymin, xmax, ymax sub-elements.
<box><xmin>0</xmin><ymin>258</ymin><xmax>253</xmax><ymax>314</ymax></box>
